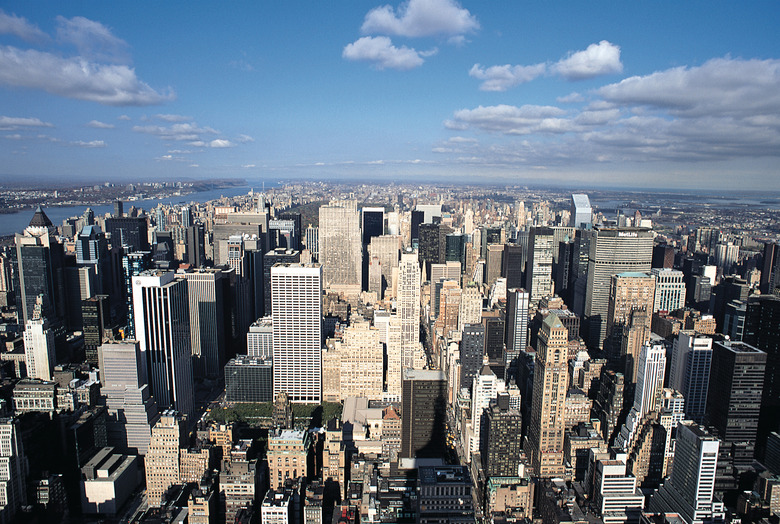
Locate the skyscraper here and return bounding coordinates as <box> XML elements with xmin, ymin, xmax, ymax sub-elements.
<box><xmin>401</xmin><ymin>369</ymin><xmax>447</xmax><ymax>459</ymax></box>
<box><xmin>605</xmin><ymin>272</ymin><xmax>655</xmax><ymax>372</ymax></box>
<box><xmin>579</xmin><ymin>227</ymin><xmax>653</xmax><ymax>350</ymax></box>
<box><xmin>262</xmin><ymin>248</ymin><xmax>300</xmax><ymax>317</ymax></box>
<box><xmin>525</xmin><ymin>226</ymin><xmax>554</xmax><ymax>303</ymax></box>
<box><xmin>0</xmin><ymin>418</ymin><xmax>28</xmax><ymax>523</ymax></box>
<box><xmin>132</xmin><ymin>271</ymin><xmax>195</xmax><ymax>423</ymax></box>
<box><xmin>570</xmin><ymin>194</ymin><xmax>592</xmax><ymax>229</ymax></box>
<box><xmin>398</xmin><ymin>251</ymin><xmax>422</xmax><ymax>370</ymax></box>
<box><xmin>318</xmin><ymin>201</ymin><xmax>362</xmax><ymax>295</ymax></box>
<box><xmin>526</xmin><ymin>313</ymin><xmax>568</xmax><ymax>477</ymax></box>
<box><xmin>669</xmin><ymin>331</ymin><xmax>712</xmax><ymax>423</ymax></box>
<box><xmin>271</xmin><ymin>263</ymin><xmax>323</xmax><ymax>403</ymax></box>
<box><xmin>651</xmin><ymin>268</ymin><xmax>686</xmax><ymax>313</ymax></box>
<box><xmin>361</xmin><ymin>207</ymin><xmax>385</xmax><ymax>246</ymax></box>
<box><xmin>505</xmin><ymin>288</ymin><xmax>530</xmax><ymax>359</ymax></box>
<box><xmin>98</xmin><ymin>340</ymin><xmax>159</xmax><ymax>455</ymax></box>
<box><xmin>648</xmin><ymin>423</ymin><xmax>725</xmax><ymax>524</ymax></box>
<box><xmin>182</xmin><ymin>268</ymin><xmax>229</xmax><ymax>380</ymax></box>
<box><xmin>23</xmin><ymin>313</ymin><xmax>56</xmax><ymax>381</ymax></box>
<box><xmin>145</xmin><ymin>411</ymin><xmax>186</xmax><ymax>507</ymax></box>
<box><xmin>469</xmin><ymin>363</ymin><xmax>505</xmax><ymax>459</ymax></box>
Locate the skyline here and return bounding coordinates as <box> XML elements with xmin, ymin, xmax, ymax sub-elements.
<box><xmin>0</xmin><ymin>1</ymin><xmax>779</xmax><ymax>190</ymax></box>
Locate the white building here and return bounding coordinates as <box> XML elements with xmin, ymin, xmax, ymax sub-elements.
<box><xmin>669</xmin><ymin>331</ymin><xmax>712</xmax><ymax>423</ymax></box>
<box><xmin>652</xmin><ymin>268</ymin><xmax>686</xmax><ymax>313</ymax></box>
<box><xmin>247</xmin><ymin>317</ymin><xmax>273</xmax><ymax>359</ymax></box>
<box><xmin>272</xmin><ymin>264</ymin><xmax>323</xmax><ymax>403</ymax></box>
<box><xmin>23</xmin><ymin>318</ymin><xmax>56</xmax><ymax>381</ymax></box>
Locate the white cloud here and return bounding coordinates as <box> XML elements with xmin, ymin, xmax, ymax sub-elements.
<box><xmin>0</xmin><ymin>9</ymin><xmax>48</xmax><ymax>42</ymax></box>
<box><xmin>361</xmin><ymin>0</ymin><xmax>478</xmax><ymax>38</ymax></box>
<box><xmin>343</xmin><ymin>36</ymin><xmax>427</xmax><ymax>70</ymax></box>
<box><xmin>0</xmin><ymin>46</ymin><xmax>174</xmax><ymax>106</ymax></box>
<box><xmin>118</xmin><ymin>114</ymin><xmax>131</xmax><ymax>121</ymax></box>
<box><xmin>557</xmin><ymin>92</ymin><xmax>584</xmax><ymax>103</ymax></box>
<box><xmin>447</xmin><ymin>136</ymin><xmax>477</xmax><ymax>143</ymax></box>
<box><xmin>208</xmin><ymin>139</ymin><xmax>233</xmax><ymax>148</ymax></box>
<box><xmin>4</xmin><ymin>134</ymin><xmax>24</xmax><ymax>140</ymax></box>
<box><xmin>553</xmin><ymin>40</ymin><xmax>623</xmax><ymax>80</ymax></box>
<box><xmin>0</xmin><ymin>116</ymin><xmax>53</xmax><ymax>130</ymax></box>
<box><xmin>450</xmin><ymin>104</ymin><xmax>570</xmax><ymax>134</ymax></box>
<box><xmin>469</xmin><ymin>63</ymin><xmax>546</xmax><ymax>91</ymax></box>
<box><xmin>237</xmin><ymin>134</ymin><xmax>255</xmax><ymax>143</ymax></box>
<box><xmin>86</xmin><ymin>119</ymin><xmax>114</xmax><ymax>129</ymax></box>
<box><xmin>132</xmin><ymin>122</ymin><xmax>217</xmax><ymax>141</ymax></box>
<box><xmin>155</xmin><ymin>114</ymin><xmax>192</xmax><ymax>122</ymax></box>
<box><xmin>71</xmin><ymin>140</ymin><xmax>106</xmax><ymax>148</ymax></box>
<box><xmin>56</xmin><ymin>15</ymin><xmax>129</xmax><ymax>63</ymax></box>
<box><xmin>242</xmin><ymin>164</ymin><xmax>256</xmax><ymax>168</ymax></box>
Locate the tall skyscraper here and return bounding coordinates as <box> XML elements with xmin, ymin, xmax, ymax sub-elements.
<box><xmin>502</xmin><ymin>243</ymin><xmax>525</xmax><ymax>290</ymax></box>
<box><xmin>525</xmin><ymin>226</ymin><xmax>554</xmax><ymax>303</ymax></box>
<box><xmin>505</xmin><ymin>288</ymin><xmax>530</xmax><ymax>358</ymax></box>
<box><xmin>418</xmin><ymin>222</ymin><xmax>454</xmax><ymax>276</ymax></box>
<box><xmin>132</xmin><ymin>271</ymin><xmax>195</xmax><ymax>423</ymax></box>
<box><xmin>185</xmin><ymin>224</ymin><xmax>206</xmax><ymax>268</ymax></box>
<box><xmin>669</xmin><ymin>331</ymin><xmax>712</xmax><ymax>423</ymax></box>
<box><xmin>368</xmin><ymin>235</ymin><xmax>401</xmax><ymax>298</ymax></box>
<box><xmin>82</xmin><ymin>295</ymin><xmax>109</xmax><ymax>367</ymax></box>
<box><xmin>579</xmin><ymin>227</ymin><xmax>653</xmax><ymax>350</ymax></box>
<box><xmin>23</xmin><ymin>312</ymin><xmax>56</xmax><ymax>381</ymax></box>
<box><xmin>271</xmin><ymin>263</ymin><xmax>323</xmax><ymax>403</ymax></box>
<box><xmin>570</xmin><ymin>194</ymin><xmax>592</xmax><ymax>229</ymax></box>
<box><xmin>481</xmin><ymin>393</ymin><xmax>523</xmax><ymax>478</ymax></box>
<box><xmin>706</xmin><ymin>339</ymin><xmax>766</xmax><ymax>468</ymax></box>
<box><xmin>121</xmin><ymin>250</ymin><xmax>152</xmax><ymax>338</ymax></box>
<box><xmin>401</xmin><ymin>369</ymin><xmax>447</xmax><ymax>459</ymax></box>
<box><xmin>182</xmin><ymin>269</ymin><xmax>229</xmax><ymax>380</ymax></box>
<box><xmin>98</xmin><ymin>340</ymin><xmax>160</xmax><ymax>455</ymax></box>
<box><xmin>648</xmin><ymin>423</ymin><xmax>725</xmax><ymax>524</ymax></box>
<box><xmin>398</xmin><ymin>252</ymin><xmax>422</xmax><ymax>370</ymax></box>
<box><xmin>760</xmin><ymin>242</ymin><xmax>780</xmax><ymax>295</ymax></box>
<box><xmin>318</xmin><ymin>201</ymin><xmax>362</xmax><ymax>295</ymax></box>
<box><xmin>262</xmin><ymin>248</ymin><xmax>300</xmax><ymax>317</ymax></box>
<box><xmin>651</xmin><ymin>268</ymin><xmax>686</xmax><ymax>313</ymax></box>
<box><xmin>105</xmin><ymin>215</ymin><xmax>150</xmax><ymax>252</ymax></box>
<box><xmin>361</xmin><ymin>207</ymin><xmax>385</xmax><ymax>246</ymax></box>
<box><xmin>527</xmin><ymin>313</ymin><xmax>568</xmax><ymax>477</ymax></box>
<box><xmin>605</xmin><ymin>272</ymin><xmax>655</xmax><ymax>372</ymax></box>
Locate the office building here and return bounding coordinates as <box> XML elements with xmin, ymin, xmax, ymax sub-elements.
<box><xmin>0</xmin><ymin>418</ymin><xmax>27</xmax><ymax>523</ymax></box>
<box><xmin>98</xmin><ymin>341</ymin><xmax>159</xmax><ymax>455</ymax></box>
<box><xmin>82</xmin><ymin>295</ymin><xmax>109</xmax><ymax>367</ymax></box>
<box><xmin>506</xmin><ymin>288</ymin><xmax>530</xmax><ymax>359</ymax></box>
<box><xmin>361</xmin><ymin>207</ymin><xmax>385</xmax><ymax>245</ymax></box>
<box><xmin>418</xmin><ymin>222</ymin><xmax>453</xmax><ymax>275</ymax></box>
<box><xmin>181</xmin><ymin>268</ymin><xmax>229</xmax><ymax>380</ymax></box>
<box><xmin>526</xmin><ymin>313</ymin><xmax>568</xmax><ymax>477</ymax></box>
<box><xmin>272</xmin><ymin>264</ymin><xmax>323</xmax><ymax>403</ymax></box>
<box><xmin>369</xmin><ymin>235</ymin><xmax>401</xmax><ymax>298</ymax></box>
<box><xmin>105</xmin><ymin>215</ymin><xmax>150</xmax><ymax>252</ymax></box>
<box><xmin>247</xmin><ymin>317</ymin><xmax>273</xmax><ymax>358</ymax></box>
<box><xmin>606</xmin><ymin>272</ymin><xmax>655</xmax><ymax>374</ymax></box>
<box><xmin>470</xmin><ymin>363</ymin><xmax>505</xmax><ymax>459</ymax></box>
<box><xmin>398</xmin><ymin>252</ymin><xmax>422</xmax><ymax>370</ymax></box>
<box><xmin>225</xmin><ymin>356</ymin><xmax>273</xmax><ymax>403</ymax></box>
<box><xmin>669</xmin><ymin>332</ymin><xmax>712</xmax><ymax>423</ymax></box>
<box><xmin>526</xmin><ymin>226</ymin><xmax>555</xmax><ymax>303</ymax></box>
<box><xmin>185</xmin><ymin>224</ymin><xmax>206</xmax><ymax>268</ymax></box>
<box><xmin>460</xmin><ymin>323</ymin><xmax>485</xmax><ymax>392</ymax></box>
<box><xmin>652</xmin><ymin>268</ymin><xmax>686</xmax><ymax>313</ymax></box>
<box><xmin>570</xmin><ymin>194</ymin><xmax>592</xmax><ymax>229</ymax></box>
<box><xmin>305</xmin><ymin>225</ymin><xmax>318</xmax><ymax>260</ymax></box>
<box><xmin>318</xmin><ymin>201</ymin><xmax>362</xmax><ymax>295</ymax></box>
<box><xmin>482</xmin><ymin>393</ymin><xmax>523</xmax><ymax>478</ymax></box>
<box><xmin>648</xmin><ymin>423</ymin><xmax>725</xmax><ymax>524</ymax></box>
<box><xmin>80</xmin><ymin>447</ymin><xmax>140</xmax><ymax>516</ymax></box>
<box><xmin>579</xmin><ymin>227</ymin><xmax>653</xmax><ymax>350</ymax></box>
<box><xmin>263</xmin><ymin>248</ymin><xmax>301</xmax><ymax>317</ymax></box>
<box><xmin>706</xmin><ymin>339</ymin><xmax>766</xmax><ymax>468</ymax></box>
<box><xmin>145</xmin><ymin>411</ymin><xmax>186</xmax><ymax>507</ymax></box>
<box><xmin>23</xmin><ymin>313</ymin><xmax>56</xmax><ymax>381</ymax></box>
<box><xmin>417</xmin><ymin>466</ymin><xmax>475</xmax><ymax>524</ymax></box>
<box><xmin>267</xmin><ymin>429</ymin><xmax>311</xmax><ymax>488</ymax></box>
<box><xmin>132</xmin><ymin>271</ymin><xmax>195</xmax><ymax>422</ymax></box>
<box><xmin>401</xmin><ymin>369</ymin><xmax>447</xmax><ymax>459</ymax></box>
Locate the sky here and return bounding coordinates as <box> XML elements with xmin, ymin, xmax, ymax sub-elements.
<box><xmin>0</xmin><ymin>1</ymin><xmax>778</xmax><ymax>190</ymax></box>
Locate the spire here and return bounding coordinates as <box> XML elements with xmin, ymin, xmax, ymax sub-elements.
<box><xmin>28</xmin><ymin>206</ymin><xmax>53</xmax><ymax>228</ymax></box>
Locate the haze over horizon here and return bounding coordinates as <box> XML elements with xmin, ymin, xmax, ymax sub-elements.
<box><xmin>1</xmin><ymin>1</ymin><xmax>778</xmax><ymax>190</ymax></box>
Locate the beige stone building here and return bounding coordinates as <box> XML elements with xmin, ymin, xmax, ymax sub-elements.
<box><xmin>267</xmin><ymin>429</ymin><xmax>311</xmax><ymax>488</ymax></box>
<box><xmin>145</xmin><ymin>411</ymin><xmax>186</xmax><ymax>507</ymax></box>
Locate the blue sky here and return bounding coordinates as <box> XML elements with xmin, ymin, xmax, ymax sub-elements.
<box><xmin>0</xmin><ymin>1</ymin><xmax>778</xmax><ymax>190</ymax></box>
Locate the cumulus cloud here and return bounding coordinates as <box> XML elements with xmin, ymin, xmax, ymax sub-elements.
<box><xmin>0</xmin><ymin>116</ymin><xmax>53</xmax><ymax>130</ymax></box>
<box><xmin>118</xmin><ymin>114</ymin><xmax>131</xmax><ymax>121</ymax></box>
<box><xmin>552</xmin><ymin>40</ymin><xmax>623</xmax><ymax>80</ymax></box>
<box><xmin>469</xmin><ymin>41</ymin><xmax>623</xmax><ymax>90</ymax></box>
<box><xmin>56</xmin><ymin>15</ymin><xmax>129</xmax><ymax>63</ymax></box>
<box><xmin>0</xmin><ymin>46</ymin><xmax>174</xmax><ymax>105</ymax></box>
<box><xmin>208</xmin><ymin>139</ymin><xmax>233</xmax><ymax>148</ymax></box>
<box><xmin>86</xmin><ymin>120</ymin><xmax>114</xmax><ymax>129</ymax></box>
<box><xmin>446</xmin><ymin>56</ymin><xmax>780</xmax><ymax>169</ymax></box>
<box><xmin>469</xmin><ymin>63</ymin><xmax>546</xmax><ymax>91</ymax></box>
<box><xmin>237</xmin><ymin>134</ymin><xmax>255</xmax><ymax>143</ymax></box>
<box><xmin>361</xmin><ymin>0</ymin><xmax>478</xmax><ymax>38</ymax></box>
<box><xmin>71</xmin><ymin>140</ymin><xmax>106</xmax><ymax>148</ymax></box>
<box><xmin>557</xmin><ymin>92</ymin><xmax>584</xmax><ymax>103</ymax></box>
<box><xmin>0</xmin><ymin>9</ymin><xmax>48</xmax><ymax>42</ymax></box>
<box><xmin>343</xmin><ymin>36</ymin><xmax>427</xmax><ymax>70</ymax></box>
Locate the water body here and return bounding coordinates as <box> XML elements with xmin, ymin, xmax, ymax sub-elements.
<box><xmin>0</xmin><ymin>185</ymin><xmax>254</xmax><ymax>237</ymax></box>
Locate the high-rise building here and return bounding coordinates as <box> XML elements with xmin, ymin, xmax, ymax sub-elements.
<box><xmin>460</xmin><ymin>323</ymin><xmax>485</xmax><ymax>392</ymax></box>
<box><xmin>458</xmin><ymin>283</ymin><xmax>483</xmax><ymax>333</ymax></box>
<box><xmin>652</xmin><ymin>244</ymin><xmax>675</xmax><ymax>270</ymax></box>
<box><xmin>469</xmin><ymin>363</ymin><xmax>505</xmax><ymax>459</ymax></box>
<box><xmin>398</xmin><ymin>252</ymin><xmax>422</xmax><ymax>370</ymax></box>
<box><xmin>417</xmin><ymin>466</ymin><xmax>475</xmax><ymax>524</ymax></box>
<box><xmin>82</xmin><ymin>295</ymin><xmax>109</xmax><ymax>367</ymax></box>
<box><xmin>651</xmin><ymin>268</ymin><xmax>686</xmax><ymax>313</ymax></box>
<box><xmin>318</xmin><ymin>202</ymin><xmax>362</xmax><ymax>295</ymax></box>
<box><xmin>247</xmin><ymin>317</ymin><xmax>273</xmax><ymax>359</ymax></box>
<box><xmin>145</xmin><ymin>411</ymin><xmax>186</xmax><ymax>507</ymax></box>
<box><xmin>485</xmin><ymin>244</ymin><xmax>504</xmax><ymax>287</ymax></box>
<box><xmin>761</xmin><ymin>242</ymin><xmax>780</xmax><ymax>295</ymax></box>
<box><xmin>121</xmin><ymin>250</ymin><xmax>152</xmax><ymax>338</ymax></box>
<box><xmin>605</xmin><ymin>272</ymin><xmax>655</xmax><ymax>372</ymax></box>
<box><xmin>185</xmin><ymin>224</ymin><xmax>206</xmax><ymax>268</ymax></box>
<box><xmin>105</xmin><ymin>215</ymin><xmax>150</xmax><ymax>252</ymax></box>
<box><xmin>0</xmin><ymin>418</ymin><xmax>28</xmax><ymax>523</ymax></box>
<box><xmin>579</xmin><ymin>227</ymin><xmax>653</xmax><ymax>350</ymax></box>
<box><xmin>525</xmin><ymin>226</ymin><xmax>554</xmax><ymax>303</ymax></box>
<box><xmin>15</xmin><ymin>207</ymin><xmax>66</xmax><ymax>327</ymax></box>
<box><xmin>706</xmin><ymin>339</ymin><xmax>766</xmax><ymax>468</ymax></box>
<box><xmin>23</xmin><ymin>314</ymin><xmax>56</xmax><ymax>381</ymax></box>
<box><xmin>132</xmin><ymin>271</ymin><xmax>195</xmax><ymax>423</ymax></box>
<box><xmin>526</xmin><ymin>313</ymin><xmax>568</xmax><ymax>477</ymax></box>
<box><xmin>369</xmin><ymin>235</ymin><xmax>401</xmax><ymax>298</ymax></box>
<box><xmin>224</xmin><ymin>355</ymin><xmax>273</xmax><ymax>403</ymax></box>
<box><xmin>669</xmin><ymin>331</ymin><xmax>712</xmax><ymax>423</ymax></box>
<box><xmin>305</xmin><ymin>225</ymin><xmax>318</xmax><ymax>261</ymax></box>
<box><xmin>98</xmin><ymin>341</ymin><xmax>160</xmax><ymax>455</ymax></box>
<box><xmin>262</xmin><ymin>248</ymin><xmax>301</xmax><ymax>317</ymax></box>
<box><xmin>418</xmin><ymin>223</ymin><xmax>453</xmax><ymax>276</ymax></box>
<box><xmin>570</xmin><ymin>194</ymin><xmax>592</xmax><ymax>229</ymax></box>
<box><xmin>401</xmin><ymin>369</ymin><xmax>447</xmax><ymax>459</ymax></box>
<box><xmin>361</xmin><ymin>207</ymin><xmax>385</xmax><ymax>246</ymax></box>
<box><xmin>505</xmin><ymin>288</ymin><xmax>530</xmax><ymax>358</ymax></box>
<box><xmin>648</xmin><ymin>423</ymin><xmax>725</xmax><ymax>524</ymax></box>
<box><xmin>272</xmin><ymin>263</ymin><xmax>323</xmax><ymax>403</ymax></box>
<box><xmin>182</xmin><ymin>268</ymin><xmax>229</xmax><ymax>380</ymax></box>
<box><xmin>482</xmin><ymin>393</ymin><xmax>523</xmax><ymax>478</ymax></box>
<box><xmin>503</xmin><ymin>243</ymin><xmax>525</xmax><ymax>290</ymax></box>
